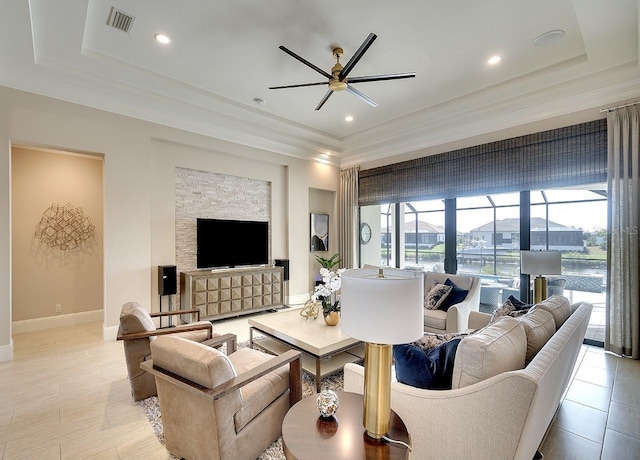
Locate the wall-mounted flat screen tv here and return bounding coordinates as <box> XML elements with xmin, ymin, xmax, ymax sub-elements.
<box><xmin>197</xmin><ymin>218</ymin><xmax>269</xmax><ymax>269</ymax></box>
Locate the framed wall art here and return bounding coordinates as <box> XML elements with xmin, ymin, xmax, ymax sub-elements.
<box><xmin>310</xmin><ymin>213</ymin><xmax>329</xmax><ymax>252</ymax></box>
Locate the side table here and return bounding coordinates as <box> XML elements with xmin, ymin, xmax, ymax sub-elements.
<box><xmin>282</xmin><ymin>391</ymin><xmax>410</xmax><ymax>460</ymax></box>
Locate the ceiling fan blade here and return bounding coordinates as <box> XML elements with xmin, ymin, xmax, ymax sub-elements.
<box><xmin>278</xmin><ymin>46</ymin><xmax>333</xmax><ymax>80</ymax></box>
<box><xmin>339</xmin><ymin>33</ymin><xmax>377</xmax><ymax>79</ymax></box>
<box><xmin>269</xmin><ymin>81</ymin><xmax>328</xmax><ymax>89</ymax></box>
<box><xmin>346</xmin><ymin>85</ymin><xmax>378</xmax><ymax>107</ymax></box>
<box><xmin>347</xmin><ymin>72</ymin><xmax>416</xmax><ymax>84</ymax></box>
<box><xmin>315</xmin><ymin>90</ymin><xmax>334</xmax><ymax>111</ymax></box>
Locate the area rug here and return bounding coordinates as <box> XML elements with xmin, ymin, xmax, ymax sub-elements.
<box><xmin>138</xmin><ymin>344</ymin><xmax>344</xmax><ymax>460</ymax></box>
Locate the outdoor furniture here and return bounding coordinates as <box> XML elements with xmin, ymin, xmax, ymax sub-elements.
<box><xmin>547</xmin><ymin>278</ymin><xmax>566</xmax><ymax>297</ymax></box>
<box><xmin>117</xmin><ymin>301</ymin><xmax>217</xmax><ymax>401</ymax></box>
<box><xmin>142</xmin><ymin>335</ymin><xmax>302</xmax><ymax>460</ymax></box>
<box><xmin>480</xmin><ymin>283</ymin><xmax>504</xmax><ymax>308</ymax></box>
<box><xmin>563</xmin><ymin>274</ymin><xmax>604</xmax><ymax>293</ymax></box>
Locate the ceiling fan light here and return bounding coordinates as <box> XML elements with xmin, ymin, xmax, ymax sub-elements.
<box><xmin>329</xmin><ymin>80</ymin><xmax>347</xmax><ymax>92</ymax></box>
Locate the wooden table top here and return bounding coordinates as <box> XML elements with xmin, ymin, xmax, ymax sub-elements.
<box><xmin>282</xmin><ymin>391</ymin><xmax>410</xmax><ymax>460</ymax></box>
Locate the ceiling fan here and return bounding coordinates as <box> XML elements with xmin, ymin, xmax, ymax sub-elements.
<box><xmin>269</xmin><ymin>33</ymin><xmax>416</xmax><ymax>111</ymax></box>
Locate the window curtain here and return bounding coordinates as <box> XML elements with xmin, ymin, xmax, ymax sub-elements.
<box><xmin>606</xmin><ymin>106</ymin><xmax>640</xmax><ymax>359</ymax></box>
<box><xmin>338</xmin><ymin>166</ymin><xmax>359</xmax><ymax>268</ymax></box>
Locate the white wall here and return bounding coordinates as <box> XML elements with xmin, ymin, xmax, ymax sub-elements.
<box><xmin>360</xmin><ymin>205</ymin><xmax>383</xmax><ymax>267</ymax></box>
<box><xmin>0</xmin><ymin>86</ymin><xmax>339</xmax><ymax>358</ymax></box>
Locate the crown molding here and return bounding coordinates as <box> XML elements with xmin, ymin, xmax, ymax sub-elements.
<box><xmin>340</xmin><ymin>63</ymin><xmax>640</xmax><ymax>169</ymax></box>
<box><xmin>0</xmin><ymin>56</ymin><xmax>344</xmax><ymax>163</ymax></box>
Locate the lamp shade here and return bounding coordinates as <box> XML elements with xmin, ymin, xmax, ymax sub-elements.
<box><xmin>520</xmin><ymin>251</ymin><xmax>562</xmax><ymax>276</ymax></box>
<box><xmin>340</xmin><ymin>268</ymin><xmax>424</xmax><ymax>344</ymax></box>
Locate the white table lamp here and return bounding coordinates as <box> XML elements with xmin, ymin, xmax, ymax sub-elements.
<box><xmin>520</xmin><ymin>251</ymin><xmax>562</xmax><ymax>303</ymax></box>
<box><xmin>340</xmin><ymin>268</ymin><xmax>423</xmax><ymax>439</ymax></box>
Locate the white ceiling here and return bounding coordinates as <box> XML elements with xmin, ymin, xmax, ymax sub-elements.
<box><xmin>1</xmin><ymin>0</ymin><xmax>639</xmax><ymax>167</ymax></box>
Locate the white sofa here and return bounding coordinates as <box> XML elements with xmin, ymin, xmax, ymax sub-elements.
<box><xmin>345</xmin><ymin>297</ymin><xmax>593</xmax><ymax>460</ymax></box>
<box><xmin>423</xmin><ymin>271</ymin><xmax>481</xmax><ymax>333</ymax></box>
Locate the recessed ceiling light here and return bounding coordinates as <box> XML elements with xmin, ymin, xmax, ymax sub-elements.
<box><xmin>488</xmin><ymin>55</ymin><xmax>501</xmax><ymax>65</ymax></box>
<box><xmin>154</xmin><ymin>33</ymin><xmax>171</xmax><ymax>45</ymax></box>
<box><xmin>345</xmin><ymin>115</ymin><xmax>354</xmax><ymax>122</ymax></box>
<box><xmin>534</xmin><ymin>29</ymin><xmax>565</xmax><ymax>47</ymax></box>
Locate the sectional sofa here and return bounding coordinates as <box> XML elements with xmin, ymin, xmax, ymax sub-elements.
<box><xmin>344</xmin><ymin>296</ymin><xmax>593</xmax><ymax>459</ymax></box>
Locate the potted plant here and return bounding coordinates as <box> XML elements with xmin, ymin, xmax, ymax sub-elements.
<box><xmin>315</xmin><ymin>253</ymin><xmax>342</xmax><ymax>270</ymax></box>
<box><xmin>312</xmin><ymin>267</ymin><xmax>345</xmax><ymax>326</ymax></box>
<box><xmin>314</xmin><ymin>253</ymin><xmax>342</xmax><ymax>284</ymax></box>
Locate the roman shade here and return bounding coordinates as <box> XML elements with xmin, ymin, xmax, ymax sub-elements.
<box><xmin>359</xmin><ymin>119</ymin><xmax>607</xmax><ymax>206</ymax></box>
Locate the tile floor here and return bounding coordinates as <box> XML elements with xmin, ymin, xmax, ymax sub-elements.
<box><xmin>1</xmin><ymin>312</ymin><xmax>639</xmax><ymax>459</ymax></box>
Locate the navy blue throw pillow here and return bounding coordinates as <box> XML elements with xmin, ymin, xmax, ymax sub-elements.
<box><xmin>438</xmin><ymin>278</ymin><xmax>469</xmax><ymax>311</ymax></box>
<box><xmin>393</xmin><ymin>338</ymin><xmax>462</xmax><ymax>390</ymax></box>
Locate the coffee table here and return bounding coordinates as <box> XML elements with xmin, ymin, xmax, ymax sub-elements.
<box><xmin>249</xmin><ymin>308</ymin><xmax>364</xmax><ymax>392</ymax></box>
<box><xmin>282</xmin><ymin>391</ymin><xmax>410</xmax><ymax>459</ymax></box>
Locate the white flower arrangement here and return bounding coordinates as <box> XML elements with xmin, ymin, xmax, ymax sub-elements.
<box><xmin>312</xmin><ymin>267</ymin><xmax>345</xmax><ymax>316</ymax></box>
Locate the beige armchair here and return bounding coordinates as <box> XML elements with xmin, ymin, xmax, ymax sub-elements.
<box><xmin>423</xmin><ymin>272</ymin><xmax>481</xmax><ymax>333</ymax></box>
<box><xmin>117</xmin><ymin>301</ymin><xmax>220</xmax><ymax>401</ymax></box>
<box><xmin>141</xmin><ymin>335</ymin><xmax>302</xmax><ymax>460</ymax></box>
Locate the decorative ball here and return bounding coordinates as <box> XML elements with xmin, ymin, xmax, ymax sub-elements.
<box><xmin>316</xmin><ymin>390</ymin><xmax>339</xmax><ymax>417</ymax></box>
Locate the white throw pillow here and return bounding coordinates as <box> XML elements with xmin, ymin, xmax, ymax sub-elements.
<box><xmin>534</xmin><ymin>295</ymin><xmax>571</xmax><ymax>330</ymax></box>
<box><xmin>518</xmin><ymin>307</ymin><xmax>556</xmax><ymax>363</ymax></box>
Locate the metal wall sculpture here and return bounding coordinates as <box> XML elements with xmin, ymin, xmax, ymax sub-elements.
<box><xmin>34</xmin><ymin>203</ymin><xmax>96</xmax><ymax>250</ymax></box>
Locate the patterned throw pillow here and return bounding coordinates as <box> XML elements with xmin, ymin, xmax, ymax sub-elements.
<box><xmin>425</xmin><ymin>283</ymin><xmax>453</xmax><ymax>310</ymax></box>
<box><xmin>506</xmin><ymin>295</ymin><xmax>532</xmax><ymax>310</ymax></box>
<box><xmin>490</xmin><ymin>299</ymin><xmax>533</xmax><ymax>323</ymax></box>
<box><xmin>490</xmin><ymin>300</ymin><xmax>516</xmax><ymax>323</ymax></box>
<box><xmin>411</xmin><ymin>331</ymin><xmax>473</xmax><ymax>353</ymax></box>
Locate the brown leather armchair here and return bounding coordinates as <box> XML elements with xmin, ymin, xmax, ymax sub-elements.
<box><xmin>141</xmin><ymin>335</ymin><xmax>302</xmax><ymax>460</ymax></box>
<box><xmin>117</xmin><ymin>301</ymin><xmax>220</xmax><ymax>401</ymax></box>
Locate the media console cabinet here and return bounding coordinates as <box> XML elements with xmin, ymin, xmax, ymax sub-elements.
<box><xmin>180</xmin><ymin>266</ymin><xmax>284</xmax><ymax>320</ymax></box>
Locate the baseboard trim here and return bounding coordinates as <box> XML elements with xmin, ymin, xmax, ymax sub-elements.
<box><xmin>0</xmin><ymin>340</ymin><xmax>13</xmax><ymax>363</ymax></box>
<box><xmin>103</xmin><ymin>324</ymin><xmax>119</xmax><ymax>341</ymax></box>
<box><xmin>12</xmin><ymin>310</ymin><xmax>104</xmax><ymax>335</ymax></box>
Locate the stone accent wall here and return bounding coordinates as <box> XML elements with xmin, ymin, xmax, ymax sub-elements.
<box><xmin>175</xmin><ymin>167</ymin><xmax>271</xmax><ymax>303</ymax></box>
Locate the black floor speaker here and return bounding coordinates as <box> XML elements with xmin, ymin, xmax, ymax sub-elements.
<box><xmin>158</xmin><ymin>265</ymin><xmax>177</xmax><ymax>296</ymax></box>
<box><xmin>274</xmin><ymin>259</ymin><xmax>289</xmax><ymax>281</ymax></box>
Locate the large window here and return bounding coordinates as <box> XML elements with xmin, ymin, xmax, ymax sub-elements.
<box><xmin>357</xmin><ymin>120</ymin><xmax>608</xmax><ymax>342</ymax></box>
<box><xmin>402</xmin><ymin>200</ymin><xmax>445</xmax><ymax>270</ymax></box>
<box><xmin>530</xmin><ymin>188</ymin><xmax>607</xmax><ymax>322</ymax></box>
<box><xmin>360</xmin><ymin>187</ymin><xmax>608</xmax><ymax>335</ymax></box>
<box><xmin>456</xmin><ymin>192</ymin><xmax>520</xmax><ymax>278</ymax></box>
<box><xmin>358</xmin><ymin>200</ymin><xmax>446</xmax><ymax>270</ymax></box>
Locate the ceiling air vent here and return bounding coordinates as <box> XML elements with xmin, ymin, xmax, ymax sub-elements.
<box><xmin>106</xmin><ymin>7</ymin><xmax>135</xmax><ymax>33</ymax></box>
